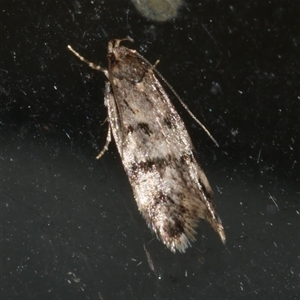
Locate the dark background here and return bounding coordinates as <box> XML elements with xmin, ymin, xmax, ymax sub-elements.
<box><xmin>1</xmin><ymin>0</ymin><xmax>299</xmax><ymax>299</ymax></box>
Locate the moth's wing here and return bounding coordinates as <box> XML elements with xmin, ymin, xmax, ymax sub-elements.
<box><xmin>106</xmin><ymin>62</ymin><xmax>225</xmax><ymax>252</ymax></box>
<box><xmin>104</xmin><ymin>82</ymin><xmax>123</xmax><ymax>149</ymax></box>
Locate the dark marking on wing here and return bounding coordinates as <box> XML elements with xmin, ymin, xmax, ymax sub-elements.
<box><xmin>151</xmin><ymin>192</ymin><xmax>186</xmax><ymax>237</ymax></box>
<box><xmin>123</xmin><ymin>99</ymin><xmax>136</xmax><ymax>114</ymax></box>
<box><xmin>128</xmin><ymin>156</ymin><xmax>173</xmax><ymax>178</ymax></box>
<box><xmin>163</xmin><ymin>116</ymin><xmax>175</xmax><ymax>129</ymax></box>
<box><xmin>137</xmin><ymin>122</ymin><xmax>152</xmax><ymax>136</ymax></box>
<box><xmin>126</xmin><ymin>125</ymin><xmax>134</xmax><ymax>134</ymax></box>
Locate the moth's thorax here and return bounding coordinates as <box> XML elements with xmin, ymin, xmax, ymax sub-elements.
<box><xmin>108</xmin><ymin>47</ymin><xmax>149</xmax><ymax>82</ymax></box>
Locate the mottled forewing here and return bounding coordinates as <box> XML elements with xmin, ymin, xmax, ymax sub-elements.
<box><xmin>105</xmin><ymin>46</ymin><xmax>224</xmax><ymax>252</ymax></box>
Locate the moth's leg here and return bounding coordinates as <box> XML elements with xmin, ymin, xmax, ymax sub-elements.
<box><xmin>149</xmin><ymin>60</ymin><xmax>160</xmax><ymax>71</ymax></box>
<box><xmin>96</xmin><ymin>123</ymin><xmax>112</xmax><ymax>159</ymax></box>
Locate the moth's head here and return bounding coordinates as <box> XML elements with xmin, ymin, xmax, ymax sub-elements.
<box><xmin>108</xmin><ymin>37</ymin><xmax>134</xmax><ymax>53</ymax></box>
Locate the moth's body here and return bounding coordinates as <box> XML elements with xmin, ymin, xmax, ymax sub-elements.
<box><xmin>68</xmin><ymin>39</ymin><xmax>225</xmax><ymax>252</ymax></box>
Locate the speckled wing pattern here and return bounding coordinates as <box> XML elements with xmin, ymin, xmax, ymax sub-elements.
<box><xmin>104</xmin><ymin>40</ymin><xmax>226</xmax><ymax>253</ymax></box>
<box><xmin>68</xmin><ymin>39</ymin><xmax>225</xmax><ymax>252</ymax></box>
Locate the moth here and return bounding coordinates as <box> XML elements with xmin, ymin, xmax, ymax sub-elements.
<box><xmin>67</xmin><ymin>38</ymin><xmax>226</xmax><ymax>252</ymax></box>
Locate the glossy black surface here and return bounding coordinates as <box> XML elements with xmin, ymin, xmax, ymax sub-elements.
<box><xmin>1</xmin><ymin>1</ymin><xmax>299</xmax><ymax>299</ymax></box>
